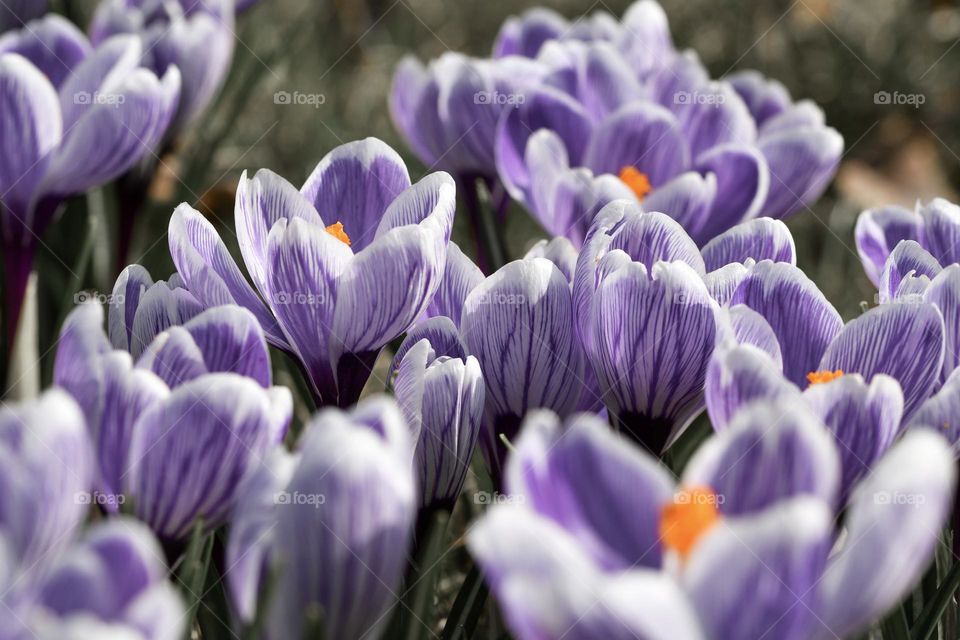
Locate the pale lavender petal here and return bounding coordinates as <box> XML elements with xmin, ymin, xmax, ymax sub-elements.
<box><xmin>802</xmin><ymin>373</ymin><xmax>903</xmax><ymax>501</ymax></box>
<box><xmin>603</xmin><ymin>202</ymin><xmax>706</xmax><ymax>275</ymax></box>
<box><xmin>814</xmin><ymin>432</ymin><xmax>955</xmax><ymax>639</ymax></box>
<box><xmin>919</xmin><ymin>197</ymin><xmax>960</xmax><ymax>266</ymax></box>
<box><xmin>701</xmin><ymin>217</ymin><xmax>795</xmax><ymax>271</ymax></box>
<box><xmin>854</xmin><ymin>205</ymin><xmax>921</xmax><ymax>288</ymax></box>
<box><xmin>704</xmin><ymin>261</ymin><xmax>751</xmax><ymax>305</ymax></box>
<box><xmin>108</xmin><ymin>264</ymin><xmax>154</xmax><ymax>352</ymax></box>
<box><xmin>388</xmin><ymin>56</ymin><xmax>445</xmax><ymax>168</ymax></box>
<box><xmin>124</xmin><ymin>374</ymin><xmax>290</xmax><ymax>539</ymax></box>
<box><xmin>127</xmin><ymin>278</ymin><xmax>204</xmax><ymax>359</ymax></box>
<box><xmin>493</xmin><ymin>8</ymin><xmax>567</xmax><ymax>58</ymax></box>
<box><xmin>730</xmin><ymin>261</ymin><xmax>843</xmax><ymax>386</ymax></box>
<box><xmin>468</xmin><ymin>506</ymin><xmax>705</xmax><ymax>640</ymax></box>
<box><xmin>725</xmin><ymin>304</ymin><xmax>784</xmax><ymax>368</ymax></box>
<box><xmin>693</xmin><ymin>143</ymin><xmax>769</xmax><ymax>243</ymax></box>
<box><xmin>684</xmin><ymin>497</ymin><xmax>832</xmax><ymax>640</ymax></box>
<box><xmin>879</xmin><ymin>239</ymin><xmax>941</xmax><ymax>304</ymax></box>
<box><xmin>679</xmin><ymin>81</ymin><xmax>756</xmax><ymax>158</ymax></box>
<box><xmin>425</xmin><ymin>241</ymin><xmax>483</xmax><ymax>326</ymax></box>
<box><xmin>506</xmin><ymin>411</ymin><xmax>675</xmax><ymax>570</ymax></box>
<box><xmin>300</xmin><ymin>137</ymin><xmax>411</xmax><ymax>251</ymax></box>
<box><xmin>908</xmin><ymin>368</ymin><xmax>960</xmax><ymax>453</ymax></box>
<box><xmin>819</xmin><ymin>302</ymin><xmax>945</xmax><ymax>419</ymax></box>
<box><xmin>523</xmin><ymin>236</ymin><xmax>579</xmax><ymax>282</ymax></box>
<box><xmin>391</xmin><ymin>316</ymin><xmax>467</xmax><ymax>375</ymax></box>
<box><xmin>0</xmin><ymin>15</ymin><xmax>90</xmax><ymax>89</ymax></box>
<box><xmin>684</xmin><ymin>397</ymin><xmax>840</xmax><ymax>513</ymax></box>
<box><xmin>727</xmin><ymin>70</ymin><xmax>791</xmax><ymax>126</ymax></box>
<box><xmin>704</xmin><ymin>344</ymin><xmax>798</xmax><ymax>430</ymax></box>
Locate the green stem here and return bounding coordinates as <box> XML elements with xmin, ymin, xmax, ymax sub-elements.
<box><xmin>911</xmin><ymin>558</ymin><xmax>960</xmax><ymax>640</ymax></box>
<box><xmin>441</xmin><ymin>564</ymin><xmax>488</xmax><ymax>640</ymax></box>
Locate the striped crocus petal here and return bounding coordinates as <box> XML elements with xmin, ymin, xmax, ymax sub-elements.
<box><xmin>36</xmin><ymin>518</ymin><xmax>184</xmax><ymax>640</ymax></box>
<box><xmin>819</xmin><ymin>302</ymin><xmax>945</xmax><ymax>420</ymax></box>
<box><xmin>684</xmin><ymin>397</ymin><xmax>840</xmax><ymax>515</ymax></box>
<box><xmin>878</xmin><ymin>239</ymin><xmax>941</xmax><ymax>304</ymax></box>
<box><xmin>727</xmin><ymin>70</ymin><xmax>791</xmax><ymax>126</ymax></box>
<box><xmin>523</xmin><ymin>236</ymin><xmax>580</xmax><ymax>282</ymax></box>
<box><xmin>425</xmin><ymin>241</ymin><xmax>484</xmax><ymax>327</ymax></box>
<box><xmin>813</xmin><ymin>431</ymin><xmax>955</xmax><ymax>639</ymax></box>
<box><xmin>854</xmin><ymin>205</ymin><xmax>922</xmax><ymax>288</ymax></box>
<box><xmin>704</xmin><ymin>260</ymin><xmax>752</xmax><ymax>306</ymax></box>
<box><xmin>390</xmin><ymin>316</ymin><xmax>467</xmax><ymax>374</ymax></box>
<box><xmin>506</xmin><ymin>411</ymin><xmax>675</xmax><ymax>570</ymax></box>
<box><xmin>122</xmin><ymin>276</ymin><xmax>205</xmax><ymax>360</ymax></box>
<box><xmin>802</xmin><ymin>373</ymin><xmax>903</xmax><ymax>502</ymax></box>
<box><xmin>124</xmin><ymin>374</ymin><xmax>291</xmax><ymax>540</ymax></box>
<box><xmin>683</xmin><ymin>497</ymin><xmax>832</xmax><ymax>640</ymax></box>
<box><xmin>266</xmin><ymin>397</ymin><xmax>415</xmax><ymax>640</ymax></box>
<box><xmin>136</xmin><ymin>305</ymin><xmax>272</xmax><ymax>389</ymax></box>
<box><xmin>591</xmin><ymin>260</ymin><xmax>718</xmax><ymax>452</ymax></box>
<box><xmin>468</xmin><ymin>506</ymin><xmax>706</xmax><ymax>640</ymax></box>
<box><xmin>393</xmin><ymin>337</ymin><xmax>484</xmax><ymax>510</ymax></box>
<box><xmin>908</xmin><ymin>367</ymin><xmax>960</xmax><ymax>454</ymax></box>
<box><xmin>493</xmin><ymin>8</ymin><xmax>568</xmax><ymax>58</ymax></box>
<box><xmin>724</xmin><ymin>303</ymin><xmax>784</xmax><ymax>368</ymax></box>
<box><xmin>693</xmin><ymin>144</ymin><xmax>770</xmax><ymax>245</ymax></box>
<box><xmin>0</xmin><ymin>14</ymin><xmax>90</xmax><ymax>90</ymax></box>
<box><xmin>462</xmin><ymin>258</ymin><xmax>584</xmax><ymax>477</ymax></box>
<box><xmin>924</xmin><ymin>264</ymin><xmax>960</xmax><ymax>383</ymax></box>
<box><xmin>730</xmin><ymin>260</ymin><xmax>843</xmax><ymax>386</ymax></box>
<box><xmin>0</xmin><ymin>389</ymin><xmax>92</xmax><ymax>573</ymax></box>
<box><xmin>642</xmin><ymin>171</ymin><xmax>716</xmax><ymax>237</ymax></box>
<box><xmin>700</xmin><ymin>217</ymin><xmax>795</xmax><ymax>272</ymax></box>
<box><xmin>704</xmin><ymin>343</ymin><xmax>799</xmax><ymax>431</ymax></box>
<box><xmin>919</xmin><ymin>197</ymin><xmax>960</xmax><ymax>267</ymax></box>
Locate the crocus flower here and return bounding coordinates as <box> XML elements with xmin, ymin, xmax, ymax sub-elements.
<box><xmin>0</xmin><ymin>389</ymin><xmax>92</xmax><ymax>574</ymax></box>
<box><xmin>856</xmin><ymin>198</ymin><xmax>960</xmax><ymax>383</ymax></box>
<box><xmin>0</xmin><ymin>0</ymin><xmax>45</xmax><ymax>34</ymax></box>
<box><xmin>226</xmin><ymin>396</ymin><xmax>415</xmax><ymax>640</ymax></box>
<box><xmin>572</xmin><ymin>202</ymin><xmax>720</xmax><ymax>453</ymax></box>
<box><xmin>0</xmin><ymin>19</ymin><xmax>179</xmax><ymax>340</ymax></box>
<box><xmin>469</xmin><ymin>404</ymin><xmax>956</xmax><ymax>640</ymax></box>
<box><xmin>90</xmin><ymin>0</ymin><xmax>234</xmax><ymax>134</ymax></box>
<box><xmin>2</xmin><ymin>518</ymin><xmax>185</xmax><ymax>640</ymax></box>
<box><xmin>391</xmin><ymin>317</ymin><xmax>485</xmax><ymax>511</ymax></box>
<box><xmin>389</xmin><ymin>52</ymin><xmax>546</xmax><ymax>178</ymax></box>
<box><xmin>498</xmin><ymin>37</ymin><xmax>842</xmax><ymax>247</ymax></box>
<box><xmin>169</xmin><ymin>137</ymin><xmax>456</xmax><ymax>407</ymax></box>
<box><xmin>54</xmin><ymin>299</ymin><xmax>290</xmax><ymax>536</ymax></box>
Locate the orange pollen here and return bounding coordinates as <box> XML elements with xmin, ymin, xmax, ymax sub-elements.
<box><xmin>806</xmin><ymin>369</ymin><xmax>844</xmax><ymax>386</ymax></box>
<box><xmin>659</xmin><ymin>486</ymin><xmax>721</xmax><ymax>559</ymax></box>
<box><xmin>618</xmin><ymin>166</ymin><xmax>653</xmax><ymax>201</ymax></box>
<box><xmin>324</xmin><ymin>221</ymin><xmax>351</xmax><ymax>246</ymax></box>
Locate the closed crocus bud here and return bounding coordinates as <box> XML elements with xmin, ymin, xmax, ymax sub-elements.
<box><xmin>0</xmin><ymin>389</ymin><xmax>92</xmax><ymax>574</ymax></box>
<box><xmin>124</xmin><ymin>373</ymin><xmax>291</xmax><ymax>540</ymax></box>
<box><xmin>392</xmin><ymin>317</ymin><xmax>484</xmax><ymax>511</ymax></box>
<box><xmin>90</xmin><ymin>0</ymin><xmax>234</xmax><ymax>135</ymax></box>
<box><xmin>25</xmin><ymin>518</ymin><xmax>185</xmax><ymax>640</ymax></box>
<box><xmin>227</xmin><ymin>396</ymin><xmax>416</xmax><ymax>640</ymax></box>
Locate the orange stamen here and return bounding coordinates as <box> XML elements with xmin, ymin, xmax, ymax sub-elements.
<box><xmin>659</xmin><ymin>486</ymin><xmax>721</xmax><ymax>559</ymax></box>
<box><xmin>806</xmin><ymin>369</ymin><xmax>844</xmax><ymax>386</ymax></box>
<box><xmin>618</xmin><ymin>166</ymin><xmax>653</xmax><ymax>201</ymax></box>
<box><xmin>324</xmin><ymin>221</ymin><xmax>351</xmax><ymax>246</ymax></box>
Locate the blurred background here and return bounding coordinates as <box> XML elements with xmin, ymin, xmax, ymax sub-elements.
<box><xmin>37</xmin><ymin>0</ymin><xmax>960</xmax><ymax>367</ymax></box>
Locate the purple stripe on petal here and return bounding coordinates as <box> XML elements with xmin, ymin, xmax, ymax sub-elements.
<box><xmin>704</xmin><ymin>344</ymin><xmax>798</xmax><ymax>431</ymax></box>
<box><xmin>108</xmin><ymin>264</ymin><xmax>153</xmax><ymax>352</ymax></box>
<box><xmin>693</xmin><ymin>143</ymin><xmax>769</xmax><ymax>243</ymax></box>
<box><xmin>684</xmin><ymin>397</ymin><xmax>839</xmax><ymax>513</ymax></box>
<box><xmin>919</xmin><ymin>197</ymin><xmax>960</xmax><ymax>266</ymax></box>
<box><xmin>819</xmin><ymin>302</ymin><xmax>945</xmax><ymax>419</ymax></box>
<box><xmin>425</xmin><ymin>241</ymin><xmax>483</xmax><ymax>327</ymax></box>
<box><xmin>854</xmin><ymin>205</ymin><xmax>921</xmax><ymax>288</ymax></box>
<box><xmin>506</xmin><ymin>411</ymin><xmax>675</xmax><ymax>570</ymax></box>
<box><xmin>391</xmin><ymin>316</ymin><xmax>467</xmax><ymax>376</ymax></box>
<box><xmin>730</xmin><ymin>261</ymin><xmax>842</xmax><ymax>387</ymax></box>
<box><xmin>725</xmin><ymin>304</ymin><xmax>784</xmax><ymax>368</ymax></box>
<box><xmin>643</xmin><ymin>171</ymin><xmax>716</xmax><ymax>235</ymax></box>
<box><xmin>704</xmin><ymin>261</ymin><xmax>751</xmax><ymax>305</ymax></box>
<box><xmin>701</xmin><ymin>217</ymin><xmax>795</xmax><ymax>272</ymax></box>
<box><xmin>879</xmin><ymin>239</ymin><xmax>940</xmax><ymax>304</ymax></box>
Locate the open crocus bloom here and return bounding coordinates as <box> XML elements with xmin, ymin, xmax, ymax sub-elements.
<box><xmin>54</xmin><ymin>300</ymin><xmax>290</xmax><ymax>538</ymax></box>
<box><xmin>169</xmin><ymin>137</ymin><xmax>456</xmax><ymax>407</ymax></box>
<box><xmin>469</xmin><ymin>406</ymin><xmax>955</xmax><ymax>640</ymax></box>
<box><xmin>0</xmin><ymin>17</ymin><xmax>180</xmax><ymax>338</ymax></box>
<box><xmin>497</xmin><ymin>35</ymin><xmax>842</xmax><ymax>248</ymax></box>
<box><xmin>90</xmin><ymin>0</ymin><xmax>235</xmax><ymax>134</ymax></box>
<box><xmin>226</xmin><ymin>397</ymin><xmax>415</xmax><ymax>640</ymax></box>
<box><xmin>1</xmin><ymin>518</ymin><xmax>185</xmax><ymax>640</ymax></box>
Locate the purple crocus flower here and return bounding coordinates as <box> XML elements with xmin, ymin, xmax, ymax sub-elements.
<box><xmin>856</xmin><ymin>198</ymin><xmax>960</xmax><ymax>383</ymax></box>
<box><xmin>469</xmin><ymin>405</ymin><xmax>955</xmax><ymax>640</ymax></box>
<box><xmin>54</xmin><ymin>298</ymin><xmax>290</xmax><ymax>537</ymax></box>
<box><xmin>498</xmin><ymin>37</ymin><xmax>842</xmax><ymax>248</ymax></box>
<box><xmin>391</xmin><ymin>317</ymin><xmax>484</xmax><ymax>511</ymax></box>
<box><xmin>0</xmin><ymin>18</ymin><xmax>180</xmax><ymax>341</ymax></box>
<box><xmin>5</xmin><ymin>518</ymin><xmax>185</xmax><ymax>640</ymax></box>
<box><xmin>169</xmin><ymin>137</ymin><xmax>456</xmax><ymax>407</ymax></box>
<box><xmin>0</xmin><ymin>389</ymin><xmax>92</xmax><ymax>574</ymax></box>
<box><xmin>0</xmin><ymin>0</ymin><xmax>45</xmax><ymax>34</ymax></box>
<box><xmin>90</xmin><ymin>0</ymin><xmax>234</xmax><ymax>134</ymax></box>
<box><xmin>572</xmin><ymin>202</ymin><xmax>720</xmax><ymax>453</ymax></box>
<box><xmin>226</xmin><ymin>396</ymin><xmax>415</xmax><ymax>640</ymax></box>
